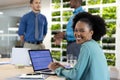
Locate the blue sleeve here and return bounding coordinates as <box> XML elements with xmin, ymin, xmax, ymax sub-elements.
<box><xmin>55</xmin><ymin>45</ymin><xmax>91</xmax><ymax>80</ymax></box>
<box><xmin>43</xmin><ymin>16</ymin><xmax>48</xmax><ymax>36</ymax></box>
<box><xmin>18</xmin><ymin>16</ymin><xmax>26</xmax><ymax>36</ymax></box>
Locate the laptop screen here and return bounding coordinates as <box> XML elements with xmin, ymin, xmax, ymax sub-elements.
<box><xmin>29</xmin><ymin>50</ymin><xmax>53</xmax><ymax>71</ymax></box>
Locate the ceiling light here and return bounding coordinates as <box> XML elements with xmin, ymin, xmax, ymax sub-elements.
<box><xmin>0</xmin><ymin>12</ymin><xmax>3</xmax><ymax>15</ymax></box>
<box><xmin>0</xmin><ymin>30</ymin><xmax>4</xmax><ymax>33</ymax></box>
<box><xmin>8</xmin><ymin>28</ymin><xmax>18</xmax><ymax>31</ymax></box>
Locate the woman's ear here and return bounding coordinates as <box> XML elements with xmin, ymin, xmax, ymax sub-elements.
<box><xmin>90</xmin><ymin>30</ymin><xmax>94</xmax><ymax>36</ymax></box>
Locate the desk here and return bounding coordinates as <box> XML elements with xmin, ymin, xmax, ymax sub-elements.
<box><xmin>0</xmin><ymin>58</ymin><xmax>65</xmax><ymax>80</ymax></box>
<box><xmin>1</xmin><ymin>58</ymin><xmax>120</xmax><ymax>80</ymax></box>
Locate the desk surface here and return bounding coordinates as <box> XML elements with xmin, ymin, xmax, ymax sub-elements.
<box><xmin>0</xmin><ymin>58</ymin><xmax>65</xmax><ymax>80</ymax></box>
<box><xmin>1</xmin><ymin>58</ymin><xmax>120</xmax><ymax>80</ymax></box>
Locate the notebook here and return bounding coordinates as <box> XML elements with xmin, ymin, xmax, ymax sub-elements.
<box><xmin>28</xmin><ymin>49</ymin><xmax>56</xmax><ymax>75</ymax></box>
<box><xmin>19</xmin><ymin>73</ymin><xmax>44</xmax><ymax>79</ymax></box>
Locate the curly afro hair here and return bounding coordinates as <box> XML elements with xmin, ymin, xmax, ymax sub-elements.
<box><xmin>72</xmin><ymin>12</ymin><xmax>106</xmax><ymax>41</ymax></box>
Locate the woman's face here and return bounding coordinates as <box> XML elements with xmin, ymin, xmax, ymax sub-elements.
<box><xmin>74</xmin><ymin>21</ymin><xmax>93</xmax><ymax>44</ymax></box>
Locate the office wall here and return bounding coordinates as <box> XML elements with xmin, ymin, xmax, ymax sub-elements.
<box><xmin>0</xmin><ymin>6</ymin><xmax>30</xmax><ymax>17</ymax></box>
<box><xmin>116</xmin><ymin>0</ymin><xmax>120</xmax><ymax>68</ymax></box>
<box><xmin>0</xmin><ymin>0</ymin><xmax>51</xmax><ymax>57</ymax></box>
<box><xmin>41</xmin><ymin>0</ymin><xmax>51</xmax><ymax>49</ymax></box>
<box><xmin>0</xmin><ymin>16</ymin><xmax>20</xmax><ymax>57</ymax></box>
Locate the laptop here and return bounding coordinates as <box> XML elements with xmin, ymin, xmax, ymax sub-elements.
<box><xmin>28</xmin><ymin>49</ymin><xmax>56</xmax><ymax>75</ymax></box>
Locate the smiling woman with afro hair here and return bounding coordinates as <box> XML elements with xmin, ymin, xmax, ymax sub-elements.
<box><xmin>72</xmin><ymin>12</ymin><xmax>106</xmax><ymax>41</ymax></box>
<box><xmin>48</xmin><ymin>12</ymin><xmax>110</xmax><ymax>80</ymax></box>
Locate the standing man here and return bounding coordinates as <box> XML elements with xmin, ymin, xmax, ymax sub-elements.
<box><xmin>54</xmin><ymin>0</ymin><xmax>84</xmax><ymax>59</ymax></box>
<box><xmin>18</xmin><ymin>0</ymin><xmax>48</xmax><ymax>49</ymax></box>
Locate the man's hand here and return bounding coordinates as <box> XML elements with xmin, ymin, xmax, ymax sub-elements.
<box><xmin>20</xmin><ymin>35</ymin><xmax>24</xmax><ymax>43</ymax></box>
<box><xmin>54</xmin><ymin>32</ymin><xmax>65</xmax><ymax>45</ymax></box>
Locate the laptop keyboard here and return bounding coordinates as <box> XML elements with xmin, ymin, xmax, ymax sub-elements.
<box><xmin>40</xmin><ymin>69</ymin><xmax>52</xmax><ymax>72</ymax></box>
<box><xmin>38</xmin><ymin>71</ymin><xmax>56</xmax><ymax>75</ymax></box>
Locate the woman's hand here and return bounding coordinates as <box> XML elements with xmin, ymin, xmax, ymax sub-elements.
<box><xmin>48</xmin><ymin>62</ymin><xmax>64</xmax><ymax>71</ymax></box>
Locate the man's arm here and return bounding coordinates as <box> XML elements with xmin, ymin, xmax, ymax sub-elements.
<box><xmin>18</xmin><ymin>15</ymin><xmax>26</xmax><ymax>42</ymax></box>
<box><xmin>54</xmin><ymin>32</ymin><xmax>66</xmax><ymax>45</ymax></box>
<box><xmin>43</xmin><ymin>16</ymin><xmax>48</xmax><ymax>36</ymax></box>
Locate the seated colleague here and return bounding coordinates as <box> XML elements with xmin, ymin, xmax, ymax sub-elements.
<box><xmin>48</xmin><ymin>12</ymin><xmax>110</xmax><ymax>80</ymax></box>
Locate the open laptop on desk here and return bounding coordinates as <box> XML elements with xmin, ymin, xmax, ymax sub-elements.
<box><xmin>28</xmin><ymin>49</ymin><xmax>56</xmax><ymax>75</ymax></box>
<box><xmin>19</xmin><ymin>49</ymin><xmax>56</xmax><ymax>79</ymax></box>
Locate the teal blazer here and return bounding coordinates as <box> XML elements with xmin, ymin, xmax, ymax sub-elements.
<box><xmin>55</xmin><ymin>39</ymin><xmax>110</xmax><ymax>80</ymax></box>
